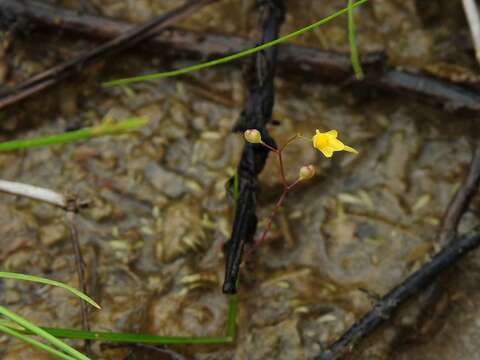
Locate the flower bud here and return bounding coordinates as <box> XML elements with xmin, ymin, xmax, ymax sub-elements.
<box><xmin>244</xmin><ymin>129</ymin><xmax>262</xmax><ymax>144</ymax></box>
<box><xmin>299</xmin><ymin>165</ymin><xmax>315</xmax><ymax>181</ymax></box>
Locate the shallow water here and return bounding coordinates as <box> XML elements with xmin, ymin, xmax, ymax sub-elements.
<box><xmin>1</xmin><ymin>1</ymin><xmax>480</xmax><ymax>359</ymax></box>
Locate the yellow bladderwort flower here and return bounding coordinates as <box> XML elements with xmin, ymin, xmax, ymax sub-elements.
<box><xmin>312</xmin><ymin>129</ymin><xmax>358</xmax><ymax>158</ymax></box>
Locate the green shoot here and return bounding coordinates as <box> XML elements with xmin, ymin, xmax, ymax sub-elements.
<box><xmin>0</xmin><ymin>323</ymin><xmax>76</xmax><ymax>360</ymax></box>
<box><xmin>348</xmin><ymin>0</ymin><xmax>364</xmax><ymax>79</ymax></box>
<box><xmin>0</xmin><ymin>306</ymin><xmax>90</xmax><ymax>360</ymax></box>
<box><xmin>21</xmin><ymin>327</ymin><xmax>232</xmax><ymax>344</ymax></box>
<box><xmin>226</xmin><ymin>292</ymin><xmax>239</xmax><ymax>341</ymax></box>
<box><xmin>103</xmin><ymin>0</ymin><xmax>369</xmax><ymax>87</ymax></box>
<box><xmin>0</xmin><ymin>272</ymin><xmax>100</xmax><ymax>309</ymax></box>
<box><xmin>0</xmin><ymin>117</ymin><xmax>148</xmax><ymax>152</ymax></box>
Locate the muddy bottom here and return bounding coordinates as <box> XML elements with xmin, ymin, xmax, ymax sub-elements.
<box><xmin>1</xmin><ymin>1</ymin><xmax>480</xmax><ymax>359</ymax></box>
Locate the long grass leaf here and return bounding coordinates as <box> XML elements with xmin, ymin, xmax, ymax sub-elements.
<box><xmin>0</xmin><ymin>306</ymin><xmax>90</xmax><ymax>360</ymax></box>
<box><xmin>348</xmin><ymin>0</ymin><xmax>364</xmax><ymax>79</ymax></box>
<box><xmin>0</xmin><ymin>118</ymin><xmax>148</xmax><ymax>152</ymax></box>
<box><xmin>103</xmin><ymin>0</ymin><xmax>368</xmax><ymax>87</ymax></box>
<box><xmin>0</xmin><ymin>323</ymin><xmax>76</xmax><ymax>360</ymax></box>
<box><xmin>0</xmin><ymin>272</ymin><xmax>100</xmax><ymax>309</ymax></box>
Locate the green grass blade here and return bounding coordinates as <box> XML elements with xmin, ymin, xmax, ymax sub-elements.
<box><xmin>0</xmin><ymin>306</ymin><xmax>90</xmax><ymax>360</ymax></box>
<box><xmin>32</xmin><ymin>327</ymin><xmax>232</xmax><ymax>344</ymax></box>
<box><xmin>0</xmin><ymin>272</ymin><xmax>100</xmax><ymax>309</ymax></box>
<box><xmin>16</xmin><ymin>294</ymin><xmax>238</xmax><ymax>345</ymax></box>
<box><xmin>0</xmin><ymin>117</ymin><xmax>148</xmax><ymax>152</ymax></box>
<box><xmin>348</xmin><ymin>0</ymin><xmax>364</xmax><ymax>79</ymax></box>
<box><xmin>0</xmin><ymin>319</ymin><xmax>25</xmax><ymax>330</ymax></box>
<box><xmin>0</xmin><ymin>323</ymin><xmax>76</xmax><ymax>360</ymax></box>
<box><xmin>103</xmin><ymin>0</ymin><xmax>369</xmax><ymax>87</ymax></box>
<box><xmin>225</xmin><ymin>294</ymin><xmax>239</xmax><ymax>340</ymax></box>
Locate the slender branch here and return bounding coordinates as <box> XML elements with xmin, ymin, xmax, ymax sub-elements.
<box><xmin>278</xmin><ymin>151</ymin><xmax>287</xmax><ymax>186</ymax></box>
<box><xmin>65</xmin><ymin>212</ymin><xmax>90</xmax><ymax>335</ymax></box>
<box><xmin>0</xmin><ymin>0</ymin><xmax>218</xmax><ymax>109</ymax></box>
<box><xmin>0</xmin><ymin>179</ymin><xmax>67</xmax><ymax>208</ymax></box>
<box><xmin>255</xmin><ymin>190</ymin><xmax>288</xmax><ymax>249</ymax></box>
<box><xmin>2</xmin><ymin>1</ymin><xmax>480</xmax><ymax>113</ymax></box>
<box><xmin>438</xmin><ymin>143</ymin><xmax>480</xmax><ymax>245</ymax></box>
<box><xmin>389</xmin><ymin>141</ymin><xmax>480</xmax><ymax>349</ymax></box>
<box><xmin>317</xmin><ymin>228</ymin><xmax>480</xmax><ymax>360</ymax></box>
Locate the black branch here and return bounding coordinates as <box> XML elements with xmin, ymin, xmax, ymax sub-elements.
<box><xmin>222</xmin><ymin>0</ymin><xmax>285</xmax><ymax>294</ymax></box>
<box><xmin>2</xmin><ymin>0</ymin><xmax>480</xmax><ymax>114</ymax></box>
<box><xmin>318</xmin><ymin>143</ymin><xmax>480</xmax><ymax>359</ymax></box>
<box><xmin>317</xmin><ymin>228</ymin><xmax>480</xmax><ymax>360</ymax></box>
<box><xmin>0</xmin><ymin>0</ymin><xmax>218</xmax><ymax>109</ymax></box>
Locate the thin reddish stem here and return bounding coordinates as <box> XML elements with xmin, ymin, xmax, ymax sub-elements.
<box><xmin>244</xmin><ymin>133</ymin><xmax>304</xmax><ymax>261</ymax></box>
<box><xmin>278</xmin><ymin>151</ymin><xmax>288</xmax><ymax>187</ymax></box>
<box><xmin>260</xmin><ymin>142</ymin><xmax>278</xmax><ymax>153</ymax></box>
<box><xmin>280</xmin><ymin>134</ymin><xmax>300</xmax><ymax>152</ymax></box>
<box><xmin>256</xmin><ymin>190</ymin><xmax>288</xmax><ymax>248</ymax></box>
<box><xmin>288</xmin><ymin>176</ymin><xmax>304</xmax><ymax>191</ymax></box>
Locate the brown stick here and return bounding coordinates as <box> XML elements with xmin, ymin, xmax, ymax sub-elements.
<box><xmin>65</xmin><ymin>211</ymin><xmax>90</xmax><ymax>333</ymax></box>
<box><xmin>395</xmin><ymin>141</ymin><xmax>480</xmax><ymax>351</ymax></box>
<box><xmin>2</xmin><ymin>0</ymin><xmax>480</xmax><ymax>114</ymax></box>
<box><xmin>0</xmin><ymin>0</ymin><xmax>218</xmax><ymax>109</ymax></box>
<box><xmin>438</xmin><ymin>144</ymin><xmax>480</xmax><ymax>245</ymax></box>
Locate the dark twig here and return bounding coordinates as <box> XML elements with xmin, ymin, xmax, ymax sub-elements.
<box><xmin>222</xmin><ymin>0</ymin><xmax>285</xmax><ymax>294</ymax></box>
<box><xmin>389</xmin><ymin>142</ymin><xmax>480</xmax><ymax>349</ymax></box>
<box><xmin>3</xmin><ymin>0</ymin><xmax>480</xmax><ymax>114</ymax></box>
<box><xmin>318</xmin><ymin>144</ymin><xmax>480</xmax><ymax>359</ymax></box>
<box><xmin>438</xmin><ymin>144</ymin><xmax>480</xmax><ymax>245</ymax></box>
<box><xmin>317</xmin><ymin>228</ymin><xmax>480</xmax><ymax>360</ymax></box>
<box><xmin>65</xmin><ymin>211</ymin><xmax>90</xmax><ymax>335</ymax></box>
<box><xmin>0</xmin><ymin>0</ymin><xmax>217</xmax><ymax>109</ymax></box>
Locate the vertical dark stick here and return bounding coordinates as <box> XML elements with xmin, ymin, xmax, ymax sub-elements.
<box><xmin>222</xmin><ymin>0</ymin><xmax>285</xmax><ymax>294</ymax></box>
<box><xmin>66</xmin><ymin>212</ymin><xmax>90</xmax><ymax>333</ymax></box>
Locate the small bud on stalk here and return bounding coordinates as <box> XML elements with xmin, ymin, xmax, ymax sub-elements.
<box><xmin>299</xmin><ymin>165</ymin><xmax>315</xmax><ymax>180</ymax></box>
<box><xmin>244</xmin><ymin>129</ymin><xmax>262</xmax><ymax>144</ymax></box>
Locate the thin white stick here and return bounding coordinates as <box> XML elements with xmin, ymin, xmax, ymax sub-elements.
<box><xmin>0</xmin><ymin>179</ymin><xmax>66</xmax><ymax>209</ymax></box>
<box><xmin>462</xmin><ymin>0</ymin><xmax>480</xmax><ymax>64</ymax></box>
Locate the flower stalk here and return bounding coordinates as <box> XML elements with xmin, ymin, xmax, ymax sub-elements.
<box><xmin>243</xmin><ymin>128</ymin><xmax>357</xmax><ymax>256</ymax></box>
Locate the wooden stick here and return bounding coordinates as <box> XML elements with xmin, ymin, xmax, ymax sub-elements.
<box><xmin>2</xmin><ymin>1</ymin><xmax>480</xmax><ymax>113</ymax></box>
<box><xmin>0</xmin><ymin>0</ymin><xmax>218</xmax><ymax>109</ymax></box>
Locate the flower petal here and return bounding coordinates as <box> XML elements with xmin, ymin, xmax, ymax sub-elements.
<box><xmin>320</xmin><ymin>147</ymin><xmax>334</xmax><ymax>158</ymax></box>
<box><xmin>312</xmin><ymin>134</ymin><xmax>327</xmax><ymax>150</ymax></box>
<box><xmin>328</xmin><ymin>138</ymin><xmax>345</xmax><ymax>151</ymax></box>
<box><xmin>326</xmin><ymin>130</ymin><xmax>338</xmax><ymax>138</ymax></box>
<box><xmin>343</xmin><ymin>145</ymin><xmax>358</xmax><ymax>154</ymax></box>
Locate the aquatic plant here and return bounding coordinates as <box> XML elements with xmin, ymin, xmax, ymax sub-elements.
<box><xmin>0</xmin><ymin>1</ymin><xmax>366</xmax><ymax>356</ymax></box>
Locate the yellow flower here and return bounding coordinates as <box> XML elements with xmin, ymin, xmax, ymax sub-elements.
<box><xmin>312</xmin><ymin>129</ymin><xmax>358</xmax><ymax>158</ymax></box>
